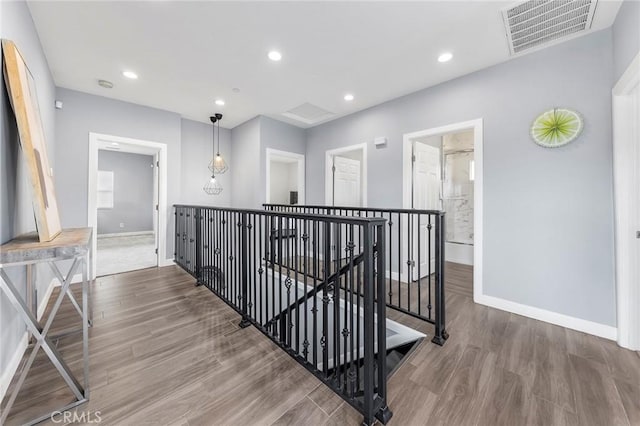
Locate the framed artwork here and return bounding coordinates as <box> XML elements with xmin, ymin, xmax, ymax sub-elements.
<box><xmin>2</xmin><ymin>39</ymin><xmax>62</xmax><ymax>241</ymax></box>
<box><xmin>530</xmin><ymin>108</ymin><xmax>583</xmax><ymax>148</ymax></box>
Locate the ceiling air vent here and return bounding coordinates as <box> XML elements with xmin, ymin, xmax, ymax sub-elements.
<box><xmin>282</xmin><ymin>102</ymin><xmax>334</xmax><ymax>125</ymax></box>
<box><xmin>502</xmin><ymin>0</ymin><xmax>598</xmax><ymax>55</ymax></box>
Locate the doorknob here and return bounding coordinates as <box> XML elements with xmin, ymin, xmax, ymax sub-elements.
<box><xmin>637</xmin><ymin>231</ymin><xmax>640</xmax><ymax>239</ymax></box>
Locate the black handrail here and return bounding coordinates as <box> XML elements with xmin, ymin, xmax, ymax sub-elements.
<box><xmin>262</xmin><ymin>203</ymin><xmax>444</xmax><ymax>215</ymax></box>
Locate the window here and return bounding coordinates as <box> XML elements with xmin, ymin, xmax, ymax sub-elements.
<box><xmin>97</xmin><ymin>170</ymin><xmax>114</xmax><ymax>209</ymax></box>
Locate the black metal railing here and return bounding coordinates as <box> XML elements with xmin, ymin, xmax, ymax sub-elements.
<box><xmin>264</xmin><ymin>204</ymin><xmax>448</xmax><ymax>345</ymax></box>
<box><xmin>174</xmin><ymin>205</ymin><xmax>392</xmax><ymax>425</ymax></box>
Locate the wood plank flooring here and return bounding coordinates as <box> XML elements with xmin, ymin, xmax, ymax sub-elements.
<box><xmin>3</xmin><ymin>264</ymin><xmax>639</xmax><ymax>426</ymax></box>
<box><xmin>274</xmin><ymin>257</ymin><xmax>474</xmax><ymax>319</ymax></box>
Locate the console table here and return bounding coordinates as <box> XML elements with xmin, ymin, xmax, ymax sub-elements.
<box><xmin>0</xmin><ymin>228</ymin><xmax>92</xmax><ymax>425</ymax></box>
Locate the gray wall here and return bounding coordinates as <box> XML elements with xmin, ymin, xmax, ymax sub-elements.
<box><xmin>97</xmin><ymin>150</ymin><xmax>154</xmax><ymax>234</ymax></box>
<box><xmin>612</xmin><ymin>0</ymin><xmax>640</xmax><ymax>82</ymax></box>
<box><xmin>180</xmin><ymin>118</ymin><xmax>232</xmax><ymax>207</ymax></box>
<box><xmin>0</xmin><ymin>0</ymin><xmax>57</xmax><ymax>395</ymax></box>
<box><xmin>230</xmin><ymin>116</ymin><xmax>306</xmax><ymax>209</ymax></box>
<box><xmin>54</xmin><ymin>88</ymin><xmax>182</xmax><ymax>259</ymax></box>
<box><xmin>230</xmin><ymin>117</ymin><xmax>261</xmax><ymax>208</ymax></box>
<box><xmin>306</xmin><ymin>30</ymin><xmax>617</xmax><ymax>327</ymax></box>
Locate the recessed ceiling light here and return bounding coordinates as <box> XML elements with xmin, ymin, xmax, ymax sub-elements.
<box><xmin>438</xmin><ymin>52</ymin><xmax>453</xmax><ymax>63</ymax></box>
<box><xmin>98</xmin><ymin>79</ymin><xmax>113</xmax><ymax>89</ymax></box>
<box><xmin>215</xmin><ymin>99</ymin><xmax>225</xmax><ymax>106</ymax></box>
<box><xmin>268</xmin><ymin>51</ymin><xmax>282</xmax><ymax>61</ymax></box>
<box><xmin>122</xmin><ymin>70</ymin><xmax>138</xmax><ymax>79</ymax></box>
<box><xmin>344</xmin><ymin>94</ymin><xmax>354</xmax><ymax>101</ymax></box>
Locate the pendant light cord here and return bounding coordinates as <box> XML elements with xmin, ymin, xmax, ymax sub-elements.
<box><xmin>212</xmin><ymin>118</ymin><xmax>216</xmax><ymax>158</ymax></box>
<box><xmin>216</xmin><ymin>119</ymin><xmax>220</xmax><ymax>155</ymax></box>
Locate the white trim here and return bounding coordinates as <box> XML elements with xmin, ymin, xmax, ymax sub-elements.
<box><xmin>265</xmin><ymin>148</ymin><xmax>306</xmax><ymax>205</ymax></box>
<box><xmin>613</xmin><ymin>52</ymin><xmax>640</xmax><ymax>96</ymax></box>
<box><xmin>385</xmin><ymin>270</ymin><xmax>409</xmax><ymax>284</ymax></box>
<box><xmin>159</xmin><ymin>258</ymin><xmax>175</xmax><ymax>267</ymax></box>
<box><xmin>1</xmin><ymin>276</ymin><xmax>57</xmax><ymax>402</ymax></box>
<box><xmin>97</xmin><ymin>231</ymin><xmax>154</xmax><ymax>238</ymax></box>
<box><xmin>325</xmin><ymin>143</ymin><xmax>368</xmax><ymax>207</ymax></box>
<box><xmin>51</xmin><ymin>274</ymin><xmax>83</xmax><ymax>286</ymax></box>
<box><xmin>37</xmin><ymin>278</ymin><xmax>57</xmax><ymax>320</ymax></box>
<box><xmin>476</xmin><ymin>294</ymin><xmax>617</xmax><ymax>341</ymax></box>
<box><xmin>88</xmin><ymin>133</ymin><xmax>168</xmax><ymax>280</ymax></box>
<box><xmin>402</xmin><ymin>119</ymin><xmax>483</xmax><ymax>302</ymax></box>
<box><xmin>445</xmin><ymin>242</ymin><xmax>474</xmax><ymax>266</ymax></box>
<box><xmin>612</xmin><ymin>52</ymin><xmax>640</xmax><ymax>350</ymax></box>
<box><xmin>0</xmin><ymin>333</ymin><xmax>28</xmax><ymax>403</ymax></box>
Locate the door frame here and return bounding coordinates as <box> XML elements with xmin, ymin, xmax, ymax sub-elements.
<box><xmin>402</xmin><ymin>118</ymin><xmax>483</xmax><ymax>302</ymax></box>
<box><xmin>612</xmin><ymin>52</ymin><xmax>640</xmax><ymax>350</ymax></box>
<box><xmin>325</xmin><ymin>143</ymin><xmax>368</xmax><ymax>206</ymax></box>
<box><xmin>265</xmin><ymin>148</ymin><xmax>306</xmax><ymax>205</ymax></box>
<box><xmin>88</xmin><ymin>132</ymin><xmax>168</xmax><ymax>280</ymax></box>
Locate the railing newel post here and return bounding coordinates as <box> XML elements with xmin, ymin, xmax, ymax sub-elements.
<box><xmin>195</xmin><ymin>207</ymin><xmax>203</xmax><ymax>286</ymax></box>
<box><xmin>440</xmin><ymin>213</ymin><xmax>448</xmax><ymax>340</ymax></box>
<box><xmin>375</xmin><ymin>222</ymin><xmax>393</xmax><ymax>424</ymax></box>
<box><xmin>362</xmin><ymin>222</ymin><xmax>375</xmax><ymax>426</ymax></box>
<box><xmin>431</xmin><ymin>212</ymin><xmax>446</xmax><ymax>345</ymax></box>
<box><xmin>239</xmin><ymin>211</ymin><xmax>251</xmax><ymax>328</ymax></box>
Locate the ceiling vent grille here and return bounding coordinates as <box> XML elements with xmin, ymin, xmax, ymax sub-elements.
<box><xmin>282</xmin><ymin>102</ymin><xmax>334</xmax><ymax>125</ymax></box>
<box><xmin>502</xmin><ymin>0</ymin><xmax>598</xmax><ymax>55</ymax></box>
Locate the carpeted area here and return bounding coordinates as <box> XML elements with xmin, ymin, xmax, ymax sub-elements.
<box><xmin>96</xmin><ymin>233</ymin><xmax>157</xmax><ymax>276</ymax></box>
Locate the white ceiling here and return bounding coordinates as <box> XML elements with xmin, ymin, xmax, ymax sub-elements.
<box><xmin>27</xmin><ymin>1</ymin><xmax>622</xmax><ymax>129</ymax></box>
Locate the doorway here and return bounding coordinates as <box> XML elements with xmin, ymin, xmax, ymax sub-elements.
<box><xmin>403</xmin><ymin>119</ymin><xmax>483</xmax><ymax>301</ymax></box>
<box><xmin>88</xmin><ymin>133</ymin><xmax>168</xmax><ymax>279</ymax></box>
<box><xmin>265</xmin><ymin>149</ymin><xmax>305</xmax><ymax>205</ymax></box>
<box><xmin>613</xmin><ymin>53</ymin><xmax>639</xmax><ymax>350</ymax></box>
<box><xmin>325</xmin><ymin>143</ymin><xmax>368</xmax><ymax>207</ymax></box>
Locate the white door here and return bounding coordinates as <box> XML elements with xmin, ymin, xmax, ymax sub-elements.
<box><xmin>412</xmin><ymin>141</ymin><xmax>441</xmax><ymax>280</ymax></box>
<box><xmin>333</xmin><ymin>156</ymin><xmax>361</xmax><ymax>207</ymax></box>
<box><xmin>331</xmin><ymin>155</ymin><xmax>362</xmax><ymax>261</ymax></box>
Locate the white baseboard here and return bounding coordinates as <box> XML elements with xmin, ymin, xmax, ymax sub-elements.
<box><xmin>0</xmin><ymin>333</ymin><xmax>28</xmax><ymax>403</ymax></box>
<box><xmin>97</xmin><ymin>231</ymin><xmax>154</xmax><ymax>239</ymax></box>
<box><xmin>0</xmin><ymin>277</ymin><xmax>58</xmax><ymax>403</ymax></box>
<box><xmin>475</xmin><ymin>294</ymin><xmax>617</xmax><ymax>340</ymax></box>
<box><xmin>37</xmin><ymin>278</ymin><xmax>57</xmax><ymax>320</ymax></box>
<box><xmin>445</xmin><ymin>242</ymin><xmax>474</xmax><ymax>266</ymax></box>
<box><xmin>159</xmin><ymin>258</ymin><xmax>175</xmax><ymax>267</ymax></box>
<box><xmin>385</xmin><ymin>270</ymin><xmax>409</xmax><ymax>284</ymax></box>
<box><xmin>52</xmin><ymin>274</ymin><xmax>84</xmax><ymax>286</ymax></box>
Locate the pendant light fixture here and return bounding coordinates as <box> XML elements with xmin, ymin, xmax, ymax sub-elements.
<box><xmin>208</xmin><ymin>113</ymin><xmax>228</xmax><ymax>174</ymax></box>
<box><xmin>203</xmin><ymin>113</ymin><xmax>224</xmax><ymax>195</ymax></box>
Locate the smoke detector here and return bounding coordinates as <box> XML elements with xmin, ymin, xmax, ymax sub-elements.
<box><xmin>502</xmin><ymin>0</ymin><xmax>598</xmax><ymax>55</ymax></box>
<box><xmin>98</xmin><ymin>79</ymin><xmax>114</xmax><ymax>89</ymax></box>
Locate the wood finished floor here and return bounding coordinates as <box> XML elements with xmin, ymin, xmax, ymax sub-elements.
<box><xmin>273</xmin><ymin>257</ymin><xmax>473</xmax><ymax>316</ymax></box>
<box><xmin>4</xmin><ymin>264</ymin><xmax>640</xmax><ymax>425</ymax></box>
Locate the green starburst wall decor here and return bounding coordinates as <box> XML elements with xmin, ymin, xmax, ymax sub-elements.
<box><xmin>530</xmin><ymin>108</ymin><xmax>583</xmax><ymax>148</ymax></box>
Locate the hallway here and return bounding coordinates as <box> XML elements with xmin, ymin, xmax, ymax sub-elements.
<box><xmin>5</xmin><ymin>265</ymin><xmax>638</xmax><ymax>425</ymax></box>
